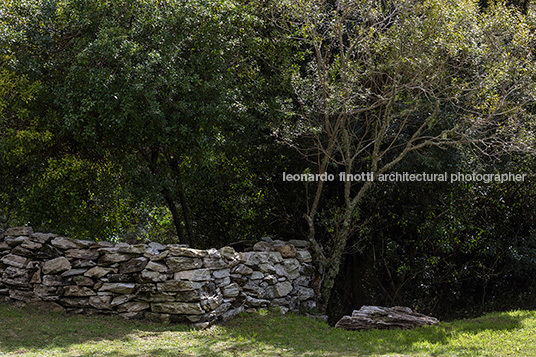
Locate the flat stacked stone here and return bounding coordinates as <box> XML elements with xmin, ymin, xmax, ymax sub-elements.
<box><xmin>0</xmin><ymin>227</ymin><xmax>316</xmax><ymax>326</ymax></box>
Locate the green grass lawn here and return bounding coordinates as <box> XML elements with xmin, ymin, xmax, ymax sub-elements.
<box><xmin>1</xmin><ymin>304</ymin><xmax>536</xmax><ymax>356</ymax></box>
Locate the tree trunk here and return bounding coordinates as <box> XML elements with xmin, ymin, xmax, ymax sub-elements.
<box><xmin>178</xmin><ymin>183</ymin><xmax>195</xmax><ymax>248</ymax></box>
<box><xmin>165</xmin><ymin>154</ymin><xmax>195</xmax><ymax>247</ymax></box>
<box><xmin>318</xmin><ymin>220</ymin><xmax>352</xmax><ymax>313</ymax></box>
<box><xmin>162</xmin><ymin>186</ymin><xmax>187</xmax><ymax>245</ymax></box>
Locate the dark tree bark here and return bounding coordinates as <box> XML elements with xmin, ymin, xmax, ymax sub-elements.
<box><xmin>177</xmin><ymin>182</ymin><xmax>195</xmax><ymax>247</ymax></box>
<box><xmin>162</xmin><ymin>186</ymin><xmax>187</xmax><ymax>245</ymax></box>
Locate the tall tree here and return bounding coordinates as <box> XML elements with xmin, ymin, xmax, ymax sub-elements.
<box><xmin>1</xmin><ymin>0</ymin><xmax>262</xmax><ymax>245</ymax></box>
<box><xmin>278</xmin><ymin>0</ymin><xmax>536</xmax><ymax>311</ymax></box>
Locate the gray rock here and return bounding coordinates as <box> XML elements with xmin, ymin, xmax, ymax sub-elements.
<box><xmin>97</xmin><ymin>247</ymin><xmax>118</xmax><ymax>254</ymax></box>
<box><xmin>36</xmin><ymin>245</ymin><xmax>62</xmax><ymax>260</ymax></box>
<box><xmin>213</xmin><ymin>302</ymin><xmax>232</xmax><ymax>315</ymax></box>
<box><xmin>215</xmin><ymin>276</ymin><xmax>231</xmax><ymax>287</ymax></box>
<box><xmin>213</xmin><ymin>269</ymin><xmax>230</xmax><ymax>279</ymax></box>
<box><xmin>84</xmin><ymin>266</ymin><xmax>114</xmax><ymax>278</ymax></box>
<box><xmin>59</xmin><ymin>297</ymin><xmax>90</xmax><ymax>308</ymax></box>
<box><xmin>4</xmin><ymin>236</ymin><xmax>19</xmax><ymax>246</ymax></box>
<box><xmin>175</xmin><ymin>290</ymin><xmax>201</xmax><ymax>302</ymax></box>
<box><xmin>246</xmin><ymin>296</ymin><xmax>270</xmax><ymax>307</ymax></box>
<box><xmin>99</xmin><ymin>283</ymin><xmax>135</xmax><ymax>294</ymax></box>
<box><xmin>137</xmin><ymin>292</ymin><xmax>176</xmax><ymax>302</ymax></box>
<box><xmin>139</xmin><ymin>270</ymin><xmax>169</xmax><ymax>282</ymax></box>
<box><xmin>166</xmin><ymin>257</ymin><xmax>202</xmax><ymax>272</ymax></box>
<box><xmin>33</xmin><ymin>285</ymin><xmax>60</xmax><ymax>301</ymax></box>
<box><xmin>174</xmin><ymin>269</ymin><xmax>211</xmax><ymax>281</ymax></box>
<box><xmin>61</xmin><ymin>269</ymin><xmax>88</xmax><ymax>278</ymax></box>
<box><xmin>282</xmin><ymin>259</ymin><xmax>300</xmax><ymax>279</ymax></box>
<box><xmin>274</xmin><ymin>264</ymin><xmax>287</xmax><ymax>277</ymax></box>
<box><xmin>250</xmin><ymin>271</ymin><xmax>264</xmax><ymax>280</ymax></box>
<box><xmin>279</xmin><ymin>306</ymin><xmax>290</xmax><ymax>314</ymax></box>
<box><xmin>71</xmin><ymin>259</ymin><xmax>96</xmax><ymax>268</ymax></box>
<box><xmin>222</xmin><ymin>306</ymin><xmax>244</xmax><ymax>320</ymax></box>
<box><xmin>120</xmin><ymin>257</ymin><xmax>148</xmax><ymax>274</ymax></box>
<box><xmin>148</xmin><ymin>242</ymin><xmax>166</xmax><ymax>251</ymax></box>
<box><xmin>295</xmin><ymin>250</ymin><xmax>312</xmax><ymax>263</ymax></box>
<box><xmin>51</xmin><ymin>237</ymin><xmax>87</xmax><ymax>250</ymax></box>
<box><xmin>2</xmin><ymin>266</ymin><xmax>30</xmax><ymax>286</ymax></box>
<box><xmin>31</xmin><ymin>232</ymin><xmax>57</xmax><ymax>244</ymax></box>
<box><xmin>65</xmin><ymin>249</ymin><xmax>99</xmax><ymax>260</ymax></box>
<box><xmin>259</xmin><ymin>263</ymin><xmax>276</xmax><ymax>273</ymax></box>
<box><xmin>42</xmin><ymin>257</ymin><xmax>71</xmax><ymax>275</ymax></box>
<box><xmin>42</xmin><ymin>275</ymin><xmax>63</xmax><ymax>286</ymax></box>
<box><xmin>1</xmin><ymin>254</ymin><xmax>28</xmax><ymax>268</ymax></box>
<box><xmin>166</xmin><ymin>246</ymin><xmax>207</xmax><ymax>258</ymax></box>
<box><xmin>242</xmin><ymin>280</ymin><xmax>262</xmax><ymax>296</ymax></box>
<box><xmin>0</xmin><ymin>242</ymin><xmax>10</xmax><ymax>251</ymax></box>
<box><xmin>89</xmin><ymin>295</ymin><xmax>112</xmax><ymax>309</ymax></box>
<box><xmin>241</xmin><ymin>252</ymin><xmax>270</xmax><ymax>266</ymax></box>
<box><xmin>335</xmin><ymin>306</ymin><xmax>439</xmax><ymax>330</ymax></box>
<box><xmin>231</xmin><ymin>264</ymin><xmax>253</xmax><ymax>275</ymax></box>
<box><xmin>253</xmin><ymin>241</ymin><xmax>273</xmax><ymax>252</ymax></box>
<box><xmin>57</xmin><ymin>269</ymin><xmax>87</xmax><ymax>278</ymax></box>
<box><xmin>274</xmin><ymin>281</ymin><xmax>293</xmax><ymax>297</ymax></box>
<box><xmin>151</xmin><ymin>302</ymin><xmax>204</xmax><ymax>315</ymax></box>
<box><xmin>219</xmin><ymin>246</ymin><xmax>239</xmax><ymax>260</ymax></box>
<box><xmin>270</xmin><ymin>297</ymin><xmax>290</xmax><ymax>306</ymax></box>
<box><xmin>111</xmin><ymin>294</ymin><xmax>136</xmax><ymax>306</ymax></box>
<box><xmin>297</xmin><ymin>286</ymin><xmax>315</xmax><ymax>300</ymax></box>
<box><xmin>157</xmin><ymin>280</ymin><xmax>199</xmax><ymax>292</ymax></box>
<box><xmin>145</xmin><ymin>250</ymin><xmax>169</xmax><ymax>261</ymax></box>
<box><xmin>144</xmin><ymin>312</ymin><xmax>170</xmax><ymax>324</ymax></box>
<box><xmin>268</xmin><ymin>252</ymin><xmax>283</xmax><ymax>263</ymax></box>
<box><xmin>206</xmin><ymin>248</ymin><xmax>222</xmax><ymax>258</ymax></box>
<box><xmin>136</xmin><ymin>283</ymin><xmax>157</xmax><ymax>293</ymax></box>
<box><xmin>9</xmin><ymin>289</ymin><xmax>35</xmax><ymax>302</ymax></box>
<box><xmin>117</xmin><ymin>243</ymin><xmax>146</xmax><ymax>254</ymax></box>
<box><xmin>91</xmin><ymin>242</ymin><xmax>114</xmax><ymax>249</ymax></box>
<box><xmin>107</xmin><ymin>273</ymin><xmax>135</xmax><ymax>283</ymax></box>
<box><xmin>203</xmin><ymin>257</ymin><xmax>227</xmax><ymax>270</ymax></box>
<box><xmin>261</xmin><ymin>286</ymin><xmax>276</xmax><ymax>300</ymax></box>
<box><xmin>264</xmin><ymin>275</ymin><xmax>278</xmax><ymax>284</ymax></box>
<box><xmin>145</xmin><ymin>261</ymin><xmax>169</xmax><ymax>273</ymax></box>
<box><xmin>117</xmin><ymin>301</ymin><xmax>150</xmax><ymax>313</ymax></box>
<box><xmin>64</xmin><ymin>286</ymin><xmax>96</xmax><ymax>297</ymax></box>
<box><xmin>98</xmin><ymin>253</ymin><xmax>132</xmax><ymax>265</ymax></box>
<box><xmin>11</xmin><ymin>246</ymin><xmax>33</xmax><ymax>257</ymax></box>
<box><xmin>20</xmin><ymin>240</ymin><xmax>42</xmax><ymax>250</ymax></box>
<box><xmin>200</xmin><ymin>295</ymin><xmax>223</xmax><ymax>311</ymax></box>
<box><xmin>72</xmin><ymin>276</ymin><xmax>94</xmax><ymax>286</ymax></box>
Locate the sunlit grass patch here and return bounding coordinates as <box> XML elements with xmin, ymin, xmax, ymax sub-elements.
<box><xmin>1</xmin><ymin>304</ymin><xmax>536</xmax><ymax>356</ymax></box>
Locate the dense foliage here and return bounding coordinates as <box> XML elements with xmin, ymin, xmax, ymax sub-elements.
<box><xmin>2</xmin><ymin>0</ymin><xmax>536</xmax><ymax>318</ymax></box>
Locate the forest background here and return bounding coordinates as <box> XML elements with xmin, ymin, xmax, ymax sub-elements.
<box><xmin>2</xmin><ymin>0</ymin><xmax>536</xmax><ymax>322</ymax></box>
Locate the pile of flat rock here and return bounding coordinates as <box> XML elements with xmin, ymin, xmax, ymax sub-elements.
<box><xmin>0</xmin><ymin>227</ymin><xmax>316</xmax><ymax>327</ymax></box>
<box><xmin>335</xmin><ymin>306</ymin><xmax>439</xmax><ymax>330</ymax></box>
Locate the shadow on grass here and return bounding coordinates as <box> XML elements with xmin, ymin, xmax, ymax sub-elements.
<box><xmin>0</xmin><ymin>303</ymin><xmax>189</xmax><ymax>355</ymax></box>
<box><xmin>0</xmin><ymin>302</ymin><xmax>533</xmax><ymax>356</ymax></box>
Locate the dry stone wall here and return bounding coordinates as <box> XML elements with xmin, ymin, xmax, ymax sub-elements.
<box><xmin>0</xmin><ymin>227</ymin><xmax>316</xmax><ymax>327</ymax></box>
